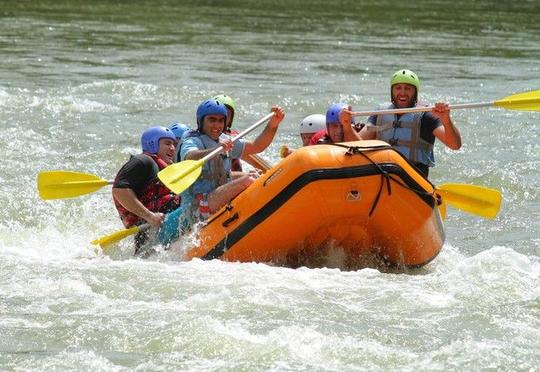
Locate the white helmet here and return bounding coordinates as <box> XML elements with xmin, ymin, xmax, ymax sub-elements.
<box><xmin>299</xmin><ymin>114</ymin><xmax>326</xmax><ymax>135</ymax></box>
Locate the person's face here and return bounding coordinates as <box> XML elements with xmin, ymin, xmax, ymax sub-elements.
<box><xmin>157</xmin><ymin>138</ymin><xmax>176</xmax><ymax>164</ymax></box>
<box><xmin>202</xmin><ymin>115</ymin><xmax>226</xmax><ymax>140</ymax></box>
<box><xmin>327</xmin><ymin>123</ymin><xmax>344</xmax><ymax>143</ymax></box>
<box><xmin>300</xmin><ymin>133</ymin><xmax>314</xmax><ymax>146</ymax></box>
<box><xmin>391</xmin><ymin>83</ymin><xmax>416</xmax><ymax>108</ymax></box>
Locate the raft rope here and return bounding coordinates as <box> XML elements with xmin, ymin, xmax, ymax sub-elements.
<box><xmin>332</xmin><ymin>144</ymin><xmax>437</xmax><ymax>216</ymax></box>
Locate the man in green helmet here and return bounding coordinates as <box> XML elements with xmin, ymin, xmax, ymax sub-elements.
<box><xmin>213</xmin><ymin>94</ymin><xmax>271</xmax><ymax>172</ymax></box>
<box><xmin>359</xmin><ymin>69</ymin><xmax>462</xmax><ymax>177</ymax></box>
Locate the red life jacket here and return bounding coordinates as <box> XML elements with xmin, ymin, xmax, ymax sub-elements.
<box><xmin>309</xmin><ymin>129</ymin><xmax>329</xmax><ymax>145</ymax></box>
<box><xmin>114</xmin><ymin>153</ymin><xmax>181</xmax><ymax>228</ymax></box>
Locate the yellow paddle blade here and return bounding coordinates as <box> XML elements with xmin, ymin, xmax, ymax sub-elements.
<box><xmin>38</xmin><ymin>171</ymin><xmax>111</xmax><ymax>200</ymax></box>
<box><xmin>91</xmin><ymin>225</ymin><xmax>141</xmax><ymax>247</ymax></box>
<box><xmin>494</xmin><ymin>90</ymin><xmax>540</xmax><ymax>111</ymax></box>
<box><xmin>436</xmin><ymin>183</ymin><xmax>502</xmax><ymax>219</ymax></box>
<box><xmin>158</xmin><ymin>159</ymin><xmax>204</xmax><ymax>195</ymax></box>
<box><xmin>438</xmin><ymin>201</ymin><xmax>447</xmax><ymax>220</ymax></box>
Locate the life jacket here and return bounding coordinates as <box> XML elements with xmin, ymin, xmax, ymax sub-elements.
<box><xmin>368</xmin><ymin>103</ymin><xmax>435</xmax><ymax>167</ymax></box>
<box><xmin>309</xmin><ymin>130</ymin><xmax>328</xmax><ymax>145</ymax></box>
<box><xmin>179</xmin><ymin>132</ymin><xmax>237</xmax><ymax>227</ymax></box>
<box><xmin>114</xmin><ymin>153</ymin><xmax>181</xmax><ymax>228</ymax></box>
<box><xmin>184</xmin><ymin>131</ymin><xmax>233</xmax><ymax>187</ymax></box>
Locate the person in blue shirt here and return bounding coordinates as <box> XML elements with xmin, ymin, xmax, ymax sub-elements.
<box><xmin>179</xmin><ymin>98</ymin><xmax>285</xmax><ymax>228</ymax></box>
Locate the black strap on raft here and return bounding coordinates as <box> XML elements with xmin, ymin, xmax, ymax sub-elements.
<box><xmin>222</xmin><ymin>212</ymin><xmax>239</xmax><ymax>227</ymax></box>
<box><xmin>332</xmin><ymin>143</ymin><xmax>435</xmax><ymax>216</ymax></box>
<box><xmin>202</xmin><ymin>203</ymin><xmax>233</xmax><ymax>227</ymax></box>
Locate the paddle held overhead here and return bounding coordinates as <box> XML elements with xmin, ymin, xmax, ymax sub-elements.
<box><xmin>352</xmin><ymin>89</ymin><xmax>540</xmax><ymax>117</ymax></box>
<box><xmin>158</xmin><ymin>112</ymin><xmax>275</xmax><ymax>195</ymax></box>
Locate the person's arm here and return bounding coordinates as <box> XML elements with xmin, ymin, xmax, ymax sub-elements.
<box><xmin>182</xmin><ymin>137</ymin><xmax>234</xmax><ymax>161</ymax></box>
<box><xmin>340</xmin><ymin>106</ymin><xmax>362</xmax><ymax>141</ymax></box>
<box><xmin>207</xmin><ymin>174</ymin><xmax>254</xmax><ymax>212</ymax></box>
<box><xmin>431</xmin><ymin>102</ymin><xmax>462</xmax><ymax>150</ymax></box>
<box><xmin>112</xmin><ymin>188</ymin><xmax>164</xmax><ymax>227</ymax></box>
<box><xmin>358</xmin><ymin>126</ymin><xmax>376</xmax><ymax>140</ymax></box>
<box><xmin>242</xmin><ymin>106</ymin><xmax>285</xmax><ymax>155</ymax></box>
<box><xmin>358</xmin><ymin>114</ymin><xmax>377</xmax><ymax>140</ymax></box>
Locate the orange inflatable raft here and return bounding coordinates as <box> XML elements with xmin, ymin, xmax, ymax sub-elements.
<box><xmin>182</xmin><ymin>140</ymin><xmax>445</xmax><ymax>269</ymax></box>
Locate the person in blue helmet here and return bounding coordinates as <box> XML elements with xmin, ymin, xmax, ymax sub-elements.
<box><xmin>168</xmin><ymin>122</ymin><xmax>191</xmax><ymax>162</ymax></box>
<box><xmin>179</xmin><ymin>98</ymin><xmax>285</xmax><ymax>228</ymax></box>
<box><xmin>359</xmin><ymin>69</ymin><xmax>461</xmax><ymax>177</ymax></box>
<box><xmin>309</xmin><ymin>103</ymin><xmax>362</xmax><ymax>145</ymax></box>
<box><xmin>112</xmin><ymin>126</ymin><xmax>181</xmax><ymax>253</ymax></box>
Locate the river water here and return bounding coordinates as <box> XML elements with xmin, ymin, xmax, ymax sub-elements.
<box><xmin>1</xmin><ymin>1</ymin><xmax>539</xmax><ymax>370</ymax></box>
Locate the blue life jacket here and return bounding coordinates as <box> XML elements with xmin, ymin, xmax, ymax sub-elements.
<box><xmin>181</xmin><ymin>130</ymin><xmax>242</xmax><ymax>188</ymax></box>
<box><xmin>179</xmin><ymin>131</ymin><xmax>244</xmax><ymax>227</ymax></box>
<box><xmin>368</xmin><ymin>103</ymin><xmax>435</xmax><ymax>167</ymax></box>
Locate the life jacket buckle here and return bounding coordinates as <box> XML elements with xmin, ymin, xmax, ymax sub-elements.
<box><xmin>389</xmin><ymin>138</ymin><xmax>398</xmax><ymax>146</ymax></box>
<box><xmin>392</xmin><ymin>120</ymin><xmax>401</xmax><ymax>128</ymax></box>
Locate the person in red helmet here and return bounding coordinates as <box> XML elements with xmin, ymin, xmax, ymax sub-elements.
<box><xmin>359</xmin><ymin>69</ymin><xmax>461</xmax><ymax>177</ymax></box>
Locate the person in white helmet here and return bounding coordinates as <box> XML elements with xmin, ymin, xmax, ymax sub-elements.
<box><xmin>281</xmin><ymin>114</ymin><xmax>326</xmax><ymax>157</ymax></box>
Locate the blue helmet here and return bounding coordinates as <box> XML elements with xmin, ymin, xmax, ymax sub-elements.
<box><xmin>326</xmin><ymin>103</ymin><xmax>354</xmax><ymax>125</ymax></box>
<box><xmin>168</xmin><ymin>123</ymin><xmax>191</xmax><ymax>140</ymax></box>
<box><xmin>196</xmin><ymin>99</ymin><xmax>228</xmax><ymax>131</ymax></box>
<box><xmin>141</xmin><ymin>126</ymin><xmax>176</xmax><ymax>154</ymax></box>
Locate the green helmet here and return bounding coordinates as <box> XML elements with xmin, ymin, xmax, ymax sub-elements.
<box><xmin>390</xmin><ymin>69</ymin><xmax>420</xmax><ymax>104</ymax></box>
<box><xmin>213</xmin><ymin>94</ymin><xmax>236</xmax><ymax>128</ymax></box>
<box><xmin>391</xmin><ymin>69</ymin><xmax>420</xmax><ymax>91</ymax></box>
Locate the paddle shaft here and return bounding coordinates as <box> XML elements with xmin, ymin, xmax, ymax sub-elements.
<box><xmin>246</xmin><ymin>153</ymin><xmax>271</xmax><ymax>171</ymax></box>
<box><xmin>64</xmin><ymin>180</ymin><xmax>113</xmax><ymax>186</ymax></box>
<box><xmin>352</xmin><ymin>101</ymin><xmax>493</xmax><ymax>117</ymax></box>
<box><xmin>201</xmin><ymin>112</ymin><xmax>275</xmax><ymax>163</ymax></box>
<box><xmin>92</xmin><ymin>223</ymin><xmax>150</xmax><ymax>247</ymax></box>
<box><xmin>353</xmin><ymin>89</ymin><xmax>540</xmax><ymax>116</ymax></box>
